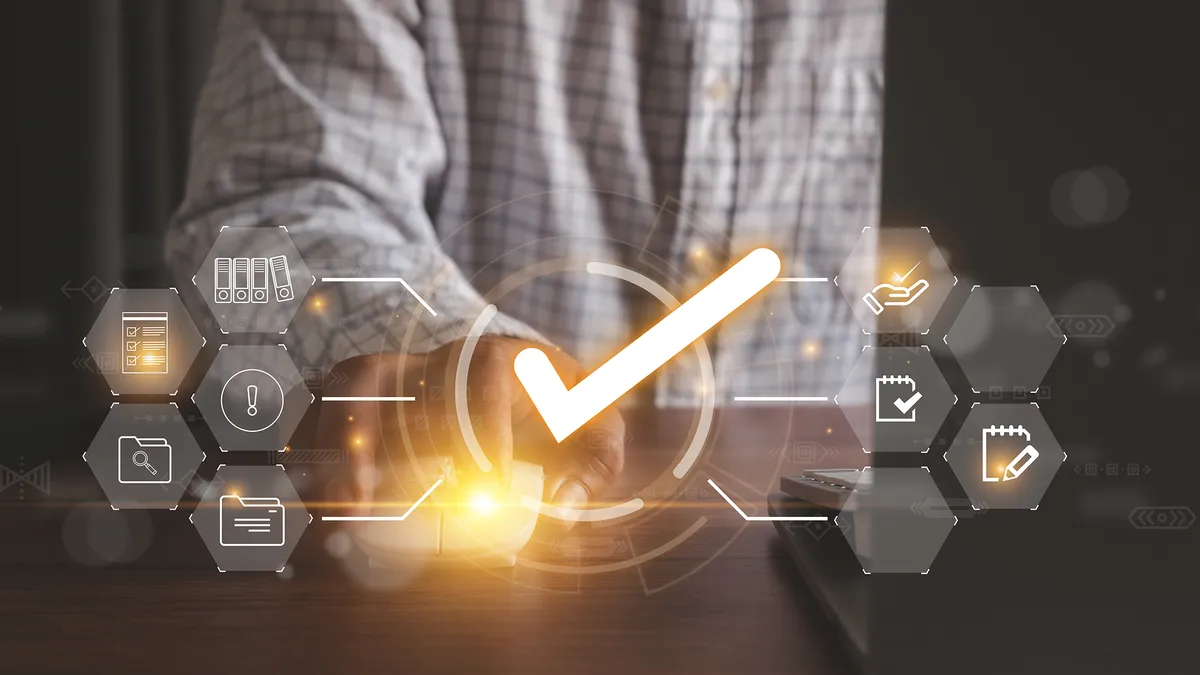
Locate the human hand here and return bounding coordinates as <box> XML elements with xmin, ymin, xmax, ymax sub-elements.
<box><xmin>316</xmin><ymin>337</ymin><xmax>625</xmax><ymax>528</ymax></box>
<box><xmin>861</xmin><ymin>278</ymin><xmax>930</xmax><ymax>315</ymax></box>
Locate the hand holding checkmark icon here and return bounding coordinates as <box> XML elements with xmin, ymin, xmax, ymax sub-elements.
<box><xmin>515</xmin><ymin>248</ymin><xmax>781</xmax><ymax>442</ymax></box>
<box><xmin>862</xmin><ymin>261</ymin><xmax>930</xmax><ymax>316</ymax></box>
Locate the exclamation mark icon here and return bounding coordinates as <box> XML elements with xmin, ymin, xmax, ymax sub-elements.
<box><xmin>246</xmin><ymin>384</ymin><xmax>258</xmax><ymax>417</ymax></box>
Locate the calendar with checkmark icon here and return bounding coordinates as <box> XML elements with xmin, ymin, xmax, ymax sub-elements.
<box><xmin>839</xmin><ymin>347</ymin><xmax>955</xmax><ymax>453</ymax></box>
<box><xmin>875</xmin><ymin>375</ymin><xmax>922</xmax><ymax>423</ymax></box>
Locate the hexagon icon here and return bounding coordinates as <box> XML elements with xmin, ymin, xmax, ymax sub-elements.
<box><xmin>836</xmin><ymin>347</ymin><xmax>956</xmax><ymax>453</ymax></box>
<box><xmin>835</xmin><ymin>467</ymin><xmax>955</xmax><ymax>573</ymax></box>
<box><xmin>194</xmin><ymin>226</ymin><xmax>314</xmax><ymax>334</ymax></box>
<box><xmin>836</xmin><ymin>227</ymin><xmax>956</xmax><ymax>334</ymax></box>
<box><xmin>191</xmin><ymin>465</ymin><xmax>310</xmax><ymax>572</ymax></box>
<box><xmin>945</xmin><ymin>286</ymin><xmax>1065</xmax><ymax>391</ymax></box>
<box><xmin>84</xmin><ymin>288</ymin><xmax>205</xmax><ymax>395</ymax></box>
<box><xmin>84</xmin><ymin>403</ymin><xmax>205</xmax><ymax>509</ymax></box>
<box><xmin>946</xmin><ymin>403</ymin><xmax>1066</xmax><ymax>510</ymax></box>
<box><xmin>194</xmin><ymin>345</ymin><xmax>312</xmax><ymax>452</ymax></box>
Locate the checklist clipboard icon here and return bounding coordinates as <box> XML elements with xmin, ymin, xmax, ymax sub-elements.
<box><xmin>219</xmin><ymin>495</ymin><xmax>286</xmax><ymax>547</ymax></box>
<box><xmin>121</xmin><ymin>311</ymin><xmax>169</xmax><ymax>375</ymax></box>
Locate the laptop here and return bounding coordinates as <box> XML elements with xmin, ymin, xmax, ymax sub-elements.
<box><xmin>770</xmin><ymin>469</ymin><xmax>870</xmax><ymax>670</ymax></box>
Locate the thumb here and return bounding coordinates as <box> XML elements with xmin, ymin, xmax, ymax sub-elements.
<box><xmin>550</xmin><ymin>409</ymin><xmax>625</xmax><ymax>529</ymax></box>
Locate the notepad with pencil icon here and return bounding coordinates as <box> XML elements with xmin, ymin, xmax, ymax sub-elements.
<box><xmin>981</xmin><ymin>425</ymin><xmax>1040</xmax><ymax>483</ymax></box>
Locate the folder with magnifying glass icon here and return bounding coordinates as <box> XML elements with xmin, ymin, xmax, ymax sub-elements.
<box><xmin>117</xmin><ymin>436</ymin><xmax>173</xmax><ymax>484</ymax></box>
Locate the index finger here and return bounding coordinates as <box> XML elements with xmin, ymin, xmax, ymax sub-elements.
<box><xmin>465</xmin><ymin>341</ymin><xmax>515</xmax><ymax>486</ymax></box>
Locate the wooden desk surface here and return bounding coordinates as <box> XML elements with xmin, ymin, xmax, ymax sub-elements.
<box><xmin>0</xmin><ymin>408</ymin><xmax>863</xmax><ymax>675</ymax></box>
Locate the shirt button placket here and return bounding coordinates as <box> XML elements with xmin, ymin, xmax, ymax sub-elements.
<box><xmin>660</xmin><ymin>0</ymin><xmax>744</xmax><ymax>406</ymax></box>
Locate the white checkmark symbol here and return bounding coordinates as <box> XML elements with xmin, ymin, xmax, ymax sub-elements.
<box><xmin>893</xmin><ymin>261</ymin><xmax>921</xmax><ymax>284</ymax></box>
<box><xmin>893</xmin><ymin>391</ymin><xmax>923</xmax><ymax>414</ymax></box>
<box><xmin>514</xmin><ymin>248</ymin><xmax>781</xmax><ymax>442</ymax></box>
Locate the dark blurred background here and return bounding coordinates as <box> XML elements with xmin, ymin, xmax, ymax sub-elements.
<box><xmin>12</xmin><ymin>0</ymin><xmax>220</xmax><ymax>430</ymax></box>
<box><xmin>876</xmin><ymin>2</ymin><xmax>1197</xmax><ymax>673</ymax></box>
<box><xmin>6</xmin><ymin>1</ymin><xmax>1197</xmax><ymax>673</ymax></box>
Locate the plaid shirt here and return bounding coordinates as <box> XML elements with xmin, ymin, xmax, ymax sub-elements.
<box><xmin>169</xmin><ymin>0</ymin><xmax>882</xmax><ymax>406</ymax></box>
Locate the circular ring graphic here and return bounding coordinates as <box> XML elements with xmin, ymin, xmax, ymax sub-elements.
<box><xmin>453</xmin><ymin>261</ymin><xmax>716</xmax><ymax>524</ymax></box>
<box><xmin>367</xmin><ymin>191</ymin><xmax>799</xmax><ymax>590</ymax></box>
<box><xmin>220</xmin><ymin>368</ymin><xmax>285</xmax><ymax>433</ymax></box>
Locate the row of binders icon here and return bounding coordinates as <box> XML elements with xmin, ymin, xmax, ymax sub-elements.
<box><xmin>214</xmin><ymin>256</ymin><xmax>294</xmax><ymax>304</ymax></box>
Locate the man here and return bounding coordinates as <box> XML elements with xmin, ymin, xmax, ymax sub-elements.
<box><xmin>168</xmin><ymin>0</ymin><xmax>882</xmax><ymax>521</ymax></box>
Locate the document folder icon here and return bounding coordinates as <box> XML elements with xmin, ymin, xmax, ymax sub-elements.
<box><xmin>232</xmin><ymin>258</ymin><xmax>251</xmax><ymax>303</ymax></box>
<box><xmin>250</xmin><ymin>257</ymin><xmax>270</xmax><ymax>304</ymax></box>
<box><xmin>219</xmin><ymin>495</ymin><xmax>286</xmax><ymax>547</ymax></box>
<box><xmin>117</xmin><ymin>436</ymin><xmax>172</xmax><ymax>484</ymax></box>
<box><xmin>214</xmin><ymin>257</ymin><xmax>233</xmax><ymax>303</ymax></box>
<box><xmin>269</xmin><ymin>255</ymin><xmax>294</xmax><ymax>302</ymax></box>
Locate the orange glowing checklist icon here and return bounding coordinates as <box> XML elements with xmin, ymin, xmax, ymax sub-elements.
<box><xmin>515</xmin><ymin>248</ymin><xmax>781</xmax><ymax>442</ymax></box>
<box><xmin>120</xmin><ymin>311</ymin><xmax>169</xmax><ymax>375</ymax></box>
